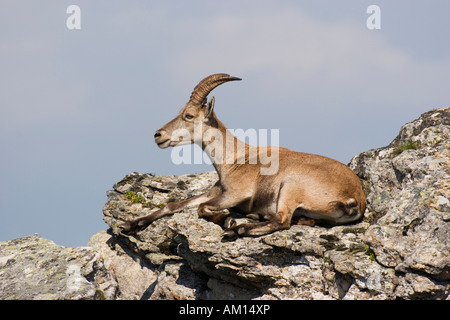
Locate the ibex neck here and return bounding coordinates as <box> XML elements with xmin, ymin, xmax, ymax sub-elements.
<box><xmin>199</xmin><ymin>116</ymin><xmax>249</xmax><ymax>178</ymax></box>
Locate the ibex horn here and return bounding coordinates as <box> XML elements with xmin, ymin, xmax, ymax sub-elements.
<box><xmin>189</xmin><ymin>73</ymin><xmax>241</xmax><ymax>106</ymax></box>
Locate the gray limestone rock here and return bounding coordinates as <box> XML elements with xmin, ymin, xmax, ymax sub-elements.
<box><xmin>0</xmin><ymin>233</ymin><xmax>115</xmax><ymax>300</ymax></box>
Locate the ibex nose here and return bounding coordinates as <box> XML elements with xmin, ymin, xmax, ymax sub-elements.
<box><xmin>154</xmin><ymin>129</ymin><xmax>170</xmax><ymax>148</ymax></box>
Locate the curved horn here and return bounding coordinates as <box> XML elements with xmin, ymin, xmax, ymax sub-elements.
<box><xmin>189</xmin><ymin>73</ymin><xmax>241</xmax><ymax>105</ymax></box>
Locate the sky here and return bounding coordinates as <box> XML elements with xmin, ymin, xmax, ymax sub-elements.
<box><xmin>1</xmin><ymin>0</ymin><xmax>449</xmax><ymax>247</ymax></box>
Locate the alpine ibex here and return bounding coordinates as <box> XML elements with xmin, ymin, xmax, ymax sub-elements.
<box><xmin>121</xmin><ymin>73</ymin><xmax>366</xmax><ymax>239</ymax></box>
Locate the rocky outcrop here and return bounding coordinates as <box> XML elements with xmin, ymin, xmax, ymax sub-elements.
<box><xmin>0</xmin><ymin>234</ymin><xmax>116</xmax><ymax>300</ymax></box>
<box><xmin>1</xmin><ymin>107</ymin><xmax>448</xmax><ymax>300</ymax></box>
<box><xmin>350</xmin><ymin>107</ymin><xmax>450</xmax><ymax>289</ymax></box>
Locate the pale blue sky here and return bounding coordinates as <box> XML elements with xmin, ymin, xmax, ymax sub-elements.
<box><xmin>1</xmin><ymin>0</ymin><xmax>449</xmax><ymax>246</ymax></box>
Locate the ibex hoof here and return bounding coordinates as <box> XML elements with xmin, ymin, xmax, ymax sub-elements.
<box><xmin>223</xmin><ymin>216</ymin><xmax>237</xmax><ymax>229</ymax></box>
<box><xmin>222</xmin><ymin>229</ymin><xmax>238</xmax><ymax>241</ymax></box>
<box><xmin>118</xmin><ymin>221</ymin><xmax>132</xmax><ymax>233</ymax></box>
<box><xmin>119</xmin><ymin>219</ymin><xmax>142</xmax><ymax>235</ymax></box>
<box><xmin>246</xmin><ymin>213</ymin><xmax>260</xmax><ymax>220</ymax></box>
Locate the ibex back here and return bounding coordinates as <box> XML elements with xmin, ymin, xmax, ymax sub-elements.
<box><xmin>121</xmin><ymin>73</ymin><xmax>366</xmax><ymax>239</ymax></box>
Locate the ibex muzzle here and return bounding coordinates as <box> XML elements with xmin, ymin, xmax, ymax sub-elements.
<box><xmin>121</xmin><ymin>73</ymin><xmax>366</xmax><ymax>240</ymax></box>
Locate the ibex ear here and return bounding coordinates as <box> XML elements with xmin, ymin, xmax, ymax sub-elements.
<box><xmin>204</xmin><ymin>96</ymin><xmax>215</xmax><ymax>120</ymax></box>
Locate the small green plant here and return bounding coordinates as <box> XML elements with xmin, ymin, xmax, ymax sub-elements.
<box><xmin>126</xmin><ymin>191</ymin><xmax>165</xmax><ymax>208</ymax></box>
<box><xmin>220</xmin><ymin>259</ymin><xmax>232</xmax><ymax>265</ymax></box>
<box><xmin>391</xmin><ymin>141</ymin><xmax>420</xmax><ymax>157</ymax></box>
<box><xmin>427</xmin><ymin>138</ymin><xmax>442</xmax><ymax>146</ymax></box>
<box><xmin>126</xmin><ymin>191</ymin><xmax>144</xmax><ymax>203</ymax></box>
<box><xmin>364</xmin><ymin>244</ymin><xmax>377</xmax><ymax>262</ymax></box>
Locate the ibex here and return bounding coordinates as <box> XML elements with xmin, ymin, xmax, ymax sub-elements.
<box><xmin>121</xmin><ymin>73</ymin><xmax>366</xmax><ymax>239</ymax></box>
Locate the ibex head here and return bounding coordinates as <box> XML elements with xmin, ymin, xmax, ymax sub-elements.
<box><xmin>154</xmin><ymin>73</ymin><xmax>241</xmax><ymax>149</ymax></box>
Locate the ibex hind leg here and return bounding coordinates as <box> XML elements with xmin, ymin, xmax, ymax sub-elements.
<box><xmin>327</xmin><ymin>198</ymin><xmax>364</xmax><ymax>225</ymax></box>
<box><xmin>293</xmin><ymin>197</ymin><xmax>363</xmax><ymax>226</ymax></box>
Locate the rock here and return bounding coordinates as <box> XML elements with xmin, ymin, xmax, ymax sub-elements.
<box><xmin>1</xmin><ymin>107</ymin><xmax>448</xmax><ymax>300</ymax></box>
<box><xmin>350</xmin><ymin>107</ymin><xmax>450</xmax><ymax>286</ymax></box>
<box><xmin>0</xmin><ymin>233</ymin><xmax>117</xmax><ymax>300</ymax></box>
<box><xmin>87</xmin><ymin>230</ymin><xmax>157</xmax><ymax>300</ymax></box>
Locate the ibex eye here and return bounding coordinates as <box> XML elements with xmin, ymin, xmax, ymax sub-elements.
<box><xmin>185</xmin><ymin>114</ymin><xmax>194</xmax><ymax>120</ymax></box>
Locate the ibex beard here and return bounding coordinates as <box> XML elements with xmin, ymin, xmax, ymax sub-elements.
<box><xmin>120</xmin><ymin>73</ymin><xmax>366</xmax><ymax>240</ymax></box>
